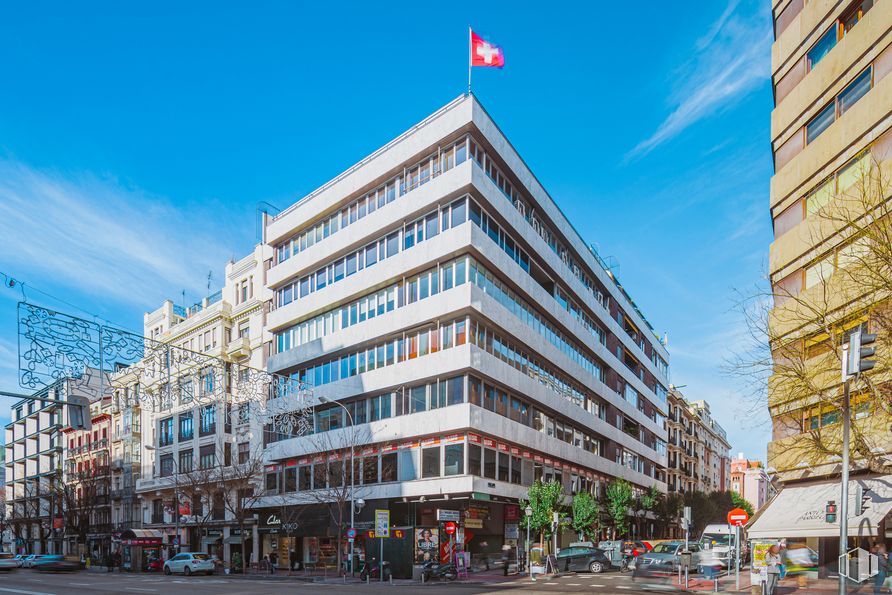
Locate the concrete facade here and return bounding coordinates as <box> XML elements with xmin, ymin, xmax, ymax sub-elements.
<box><xmin>258</xmin><ymin>94</ymin><xmax>670</xmax><ymax>570</ymax></box>
<box><xmin>665</xmin><ymin>389</ymin><xmax>731</xmax><ymax>495</ymax></box>
<box><xmin>730</xmin><ymin>454</ymin><xmax>769</xmax><ymax>512</ymax></box>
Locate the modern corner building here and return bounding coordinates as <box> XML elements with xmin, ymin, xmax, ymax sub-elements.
<box><xmin>257</xmin><ymin>94</ymin><xmax>670</xmax><ymax>571</ymax></box>
<box><xmin>753</xmin><ymin>0</ymin><xmax>892</xmax><ymax>567</ymax></box>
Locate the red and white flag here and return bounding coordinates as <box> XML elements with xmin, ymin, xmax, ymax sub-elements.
<box><xmin>470</xmin><ymin>30</ymin><xmax>504</xmax><ymax>68</ymax></box>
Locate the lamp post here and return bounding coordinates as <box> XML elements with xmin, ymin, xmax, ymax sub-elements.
<box><xmin>525</xmin><ymin>505</ymin><xmax>532</xmax><ymax>581</ymax></box>
<box><xmin>318</xmin><ymin>396</ymin><xmax>355</xmax><ymax>575</ymax></box>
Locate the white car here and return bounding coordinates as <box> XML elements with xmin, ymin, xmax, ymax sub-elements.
<box><xmin>163</xmin><ymin>552</ymin><xmax>215</xmax><ymax>576</ymax></box>
<box><xmin>22</xmin><ymin>555</ymin><xmax>50</xmax><ymax>568</ymax></box>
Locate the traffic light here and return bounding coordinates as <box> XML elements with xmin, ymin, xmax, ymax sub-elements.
<box><xmin>855</xmin><ymin>484</ymin><xmax>871</xmax><ymax>516</ymax></box>
<box><xmin>66</xmin><ymin>394</ymin><xmax>92</xmax><ymax>431</ymax></box>
<box><xmin>826</xmin><ymin>500</ymin><xmax>838</xmax><ymax>523</ymax></box>
<box><xmin>848</xmin><ymin>330</ymin><xmax>878</xmax><ymax>375</ymax></box>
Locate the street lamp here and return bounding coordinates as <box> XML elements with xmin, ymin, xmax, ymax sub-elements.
<box><xmin>318</xmin><ymin>396</ymin><xmax>356</xmax><ymax>575</ymax></box>
<box><xmin>525</xmin><ymin>505</ymin><xmax>533</xmax><ymax>581</ymax></box>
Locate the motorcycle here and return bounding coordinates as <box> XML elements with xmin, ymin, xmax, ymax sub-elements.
<box><xmin>359</xmin><ymin>558</ymin><xmax>391</xmax><ymax>581</ymax></box>
<box><xmin>422</xmin><ymin>560</ymin><xmax>458</xmax><ymax>582</ymax></box>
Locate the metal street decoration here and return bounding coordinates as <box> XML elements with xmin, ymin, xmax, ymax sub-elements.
<box><xmin>16</xmin><ymin>302</ymin><xmax>314</xmax><ymax>436</ymax></box>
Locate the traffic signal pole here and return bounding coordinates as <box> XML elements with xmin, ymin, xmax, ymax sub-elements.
<box><xmin>839</xmin><ymin>377</ymin><xmax>850</xmax><ymax>595</ymax></box>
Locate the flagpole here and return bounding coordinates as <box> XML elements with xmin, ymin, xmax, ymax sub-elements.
<box><xmin>467</xmin><ymin>25</ymin><xmax>472</xmax><ymax>96</ymax></box>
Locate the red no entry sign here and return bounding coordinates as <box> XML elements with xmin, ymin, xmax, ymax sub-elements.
<box><xmin>727</xmin><ymin>507</ymin><xmax>749</xmax><ymax>526</ymax></box>
<box><xmin>444</xmin><ymin>521</ymin><xmax>456</xmax><ymax>535</ymax></box>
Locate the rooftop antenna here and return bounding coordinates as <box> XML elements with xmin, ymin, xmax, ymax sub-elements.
<box><xmin>181</xmin><ymin>290</ymin><xmax>186</xmax><ymax>311</ymax></box>
<box><xmin>207</xmin><ymin>271</ymin><xmax>213</xmax><ymax>294</ymax></box>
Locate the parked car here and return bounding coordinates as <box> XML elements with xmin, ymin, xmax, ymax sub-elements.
<box><xmin>145</xmin><ymin>557</ymin><xmax>164</xmax><ymax>572</ymax></box>
<box><xmin>163</xmin><ymin>552</ymin><xmax>215</xmax><ymax>576</ymax></box>
<box><xmin>633</xmin><ymin>541</ymin><xmax>701</xmax><ymax>571</ymax></box>
<box><xmin>0</xmin><ymin>553</ymin><xmax>19</xmax><ymax>571</ymax></box>
<box><xmin>32</xmin><ymin>555</ymin><xmax>80</xmax><ymax>572</ymax></box>
<box><xmin>557</xmin><ymin>546</ymin><xmax>613</xmax><ymax>573</ymax></box>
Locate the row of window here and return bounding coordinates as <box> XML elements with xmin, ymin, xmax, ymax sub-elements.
<box><xmin>158</xmin><ymin>443</ymin><xmax>236</xmax><ymax>477</ymax></box>
<box><xmin>275</xmin><ymin>138</ymin><xmax>469</xmax><ymax>265</ymax></box>
<box><xmin>806</xmin><ymin>66</ymin><xmax>873</xmax><ymax>144</ymax></box>
<box><xmin>275</xmin><ymin>256</ymin><xmax>467</xmax><ymax>354</ymax></box>
<box><xmin>276</xmin><ymin>197</ymin><xmax>469</xmax><ymax>308</ymax></box>
<box><xmin>157</xmin><ymin>405</ymin><xmax>221</xmax><ymax>447</ymax></box>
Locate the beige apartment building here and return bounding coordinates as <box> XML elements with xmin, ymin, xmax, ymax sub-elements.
<box><xmin>665</xmin><ymin>389</ymin><xmax>730</xmax><ymax>496</ymax></box>
<box><xmin>752</xmin><ymin>0</ymin><xmax>892</xmax><ymax>568</ymax></box>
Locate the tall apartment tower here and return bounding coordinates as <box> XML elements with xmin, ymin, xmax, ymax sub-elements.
<box><xmin>755</xmin><ymin>0</ymin><xmax>892</xmax><ymax>563</ymax></box>
<box><xmin>256</xmin><ymin>95</ymin><xmax>670</xmax><ymax>570</ymax></box>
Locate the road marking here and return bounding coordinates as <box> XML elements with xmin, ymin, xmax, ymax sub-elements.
<box><xmin>124</xmin><ymin>589</ymin><xmax>158</xmax><ymax>593</ymax></box>
<box><xmin>617</xmin><ymin>586</ymin><xmax>631</xmax><ymax>590</ymax></box>
<box><xmin>0</xmin><ymin>588</ymin><xmax>56</xmax><ymax>595</ymax></box>
<box><xmin>566</xmin><ymin>582</ymin><xmax>581</xmax><ymax>586</ymax></box>
<box><xmin>590</xmin><ymin>585</ymin><xmax>605</xmax><ymax>588</ymax></box>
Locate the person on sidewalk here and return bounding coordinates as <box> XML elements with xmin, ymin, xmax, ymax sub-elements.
<box><xmin>875</xmin><ymin>543</ymin><xmax>889</xmax><ymax>595</ymax></box>
<box><xmin>765</xmin><ymin>544</ymin><xmax>782</xmax><ymax>595</ymax></box>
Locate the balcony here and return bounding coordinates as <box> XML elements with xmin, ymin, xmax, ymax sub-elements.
<box><xmin>151</xmin><ymin>513</ymin><xmax>164</xmax><ymax>524</ymax></box>
<box><xmin>226</xmin><ymin>337</ymin><xmax>251</xmax><ymax>358</ymax></box>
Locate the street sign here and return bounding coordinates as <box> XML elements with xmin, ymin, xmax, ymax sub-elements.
<box><xmin>444</xmin><ymin>522</ymin><xmax>457</xmax><ymax>535</ymax></box>
<box><xmin>437</xmin><ymin>509</ymin><xmax>461</xmax><ymax>522</ymax></box>
<box><xmin>727</xmin><ymin>508</ymin><xmax>749</xmax><ymax>527</ymax></box>
<box><xmin>375</xmin><ymin>509</ymin><xmax>390</xmax><ymax>538</ymax></box>
<box><xmin>346</xmin><ymin>527</ymin><xmax>357</xmax><ymax>540</ymax></box>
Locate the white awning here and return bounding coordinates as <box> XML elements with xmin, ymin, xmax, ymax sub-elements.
<box><xmin>748</xmin><ymin>475</ymin><xmax>892</xmax><ymax>539</ymax></box>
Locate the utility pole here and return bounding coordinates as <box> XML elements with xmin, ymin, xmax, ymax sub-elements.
<box><xmin>839</xmin><ymin>329</ymin><xmax>877</xmax><ymax>595</ymax></box>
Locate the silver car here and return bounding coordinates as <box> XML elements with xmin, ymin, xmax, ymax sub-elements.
<box><xmin>163</xmin><ymin>552</ymin><xmax>215</xmax><ymax>576</ymax></box>
<box><xmin>635</xmin><ymin>542</ymin><xmax>701</xmax><ymax>571</ymax></box>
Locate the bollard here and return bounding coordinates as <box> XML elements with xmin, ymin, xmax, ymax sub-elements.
<box><xmin>389</xmin><ymin>575</ymin><xmax>393</xmax><ymax>585</ymax></box>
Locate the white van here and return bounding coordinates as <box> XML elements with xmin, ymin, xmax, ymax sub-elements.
<box><xmin>699</xmin><ymin>524</ymin><xmax>747</xmax><ymax>568</ymax></box>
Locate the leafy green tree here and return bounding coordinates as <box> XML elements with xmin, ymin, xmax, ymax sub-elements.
<box><xmin>571</xmin><ymin>491</ymin><xmax>600</xmax><ymax>541</ymax></box>
<box><xmin>520</xmin><ymin>479</ymin><xmax>565</xmax><ymax>554</ymax></box>
<box><xmin>654</xmin><ymin>492</ymin><xmax>684</xmax><ymax>538</ymax></box>
<box><xmin>637</xmin><ymin>486</ymin><xmax>660</xmax><ymax>538</ymax></box>
<box><xmin>731</xmin><ymin>491</ymin><xmax>754</xmax><ymax>517</ymax></box>
<box><xmin>605</xmin><ymin>479</ymin><xmax>634</xmax><ymax>538</ymax></box>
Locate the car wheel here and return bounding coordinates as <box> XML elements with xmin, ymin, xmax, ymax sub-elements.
<box><xmin>589</xmin><ymin>561</ymin><xmax>604</xmax><ymax>573</ymax></box>
<box><xmin>164</xmin><ymin>566</ymin><xmax>171</xmax><ymax>575</ymax></box>
<box><xmin>184</xmin><ymin>566</ymin><xmax>192</xmax><ymax>576</ymax></box>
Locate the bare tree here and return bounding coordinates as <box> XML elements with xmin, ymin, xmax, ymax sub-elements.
<box><xmin>55</xmin><ymin>466</ymin><xmax>110</xmax><ymax>556</ymax></box>
<box><xmin>728</xmin><ymin>153</ymin><xmax>892</xmax><ymax>477</ymax></box>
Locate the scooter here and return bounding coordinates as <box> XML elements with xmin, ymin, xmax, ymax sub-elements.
<box><xmin>421</xmin><ymin>559</ymin><xmax>458</xmax><ymax>582</ymax></box>
<box><xmin>359</xmin><ymin>558</ymin><xmax>391</xmax><ymax>581</ymax></box>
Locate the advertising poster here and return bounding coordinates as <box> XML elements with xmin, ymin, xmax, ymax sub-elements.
<box><xmin>415</xmin><ymin>527</ymin><xmax>439</xmax><ymax>563</ymax></box>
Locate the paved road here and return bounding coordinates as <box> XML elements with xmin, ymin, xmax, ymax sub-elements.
<box><xmin>0</xmin><ymin>569</ymin><xmax>683</xmax><ymax>594</ymax></box>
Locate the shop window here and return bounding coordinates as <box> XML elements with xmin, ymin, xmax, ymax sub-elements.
<box><xmin>298</xmin><ymin>466</ymin><xmax>311</xmax><ymax>490</ymax></box>
<box><xmin>284</xmin><ymin>467</ymin><xmax>297</xmax><ymax>492</ymax></box>
<box><xmin>444</xmin><ymin>444</ymin><xmax>464</xmax><ymax>476</ymax></box>
<box><xmin>265</xmin><ymin>471</ymin><xmax>279</xmax><ymax>494</ymax></box>
<box><xmin>363</xmin><ymin>456</ymin><xmax>379</xmax><ymax>484</ymax></box>
<box><xmin>398</xmin><ymin>449</ymin><xmax>417</xmax><ymax>481</ymax></box>
<box><xmin>422</xmin><ymin>446</ymin><xmax>441</xmax><ymax>478</ymax></box>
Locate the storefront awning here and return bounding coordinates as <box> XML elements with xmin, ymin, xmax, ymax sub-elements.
<box><xmin>119</xmin><ymin>529</ymin><xmax>163</xmax><ymax>546</ymax></box>
<box><xmin>748</xmin><ymin>475</ymin><xmax>892</xmax><ymax>539</ymax></box>
<box><xmin>201</xmin><ymin>536</ymin><xmax>222</xmax><ymax>546</ymax></box>
<box><xmin>223</xmin><ymin>536</ymin><xmax>242</xmax><ymax>545</ymax></box>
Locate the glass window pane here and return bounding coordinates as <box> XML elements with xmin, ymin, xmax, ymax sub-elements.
<box><xmin>806</xmin><ymin>103</ymin><xmax>835</xmax><ymax>144</ymax></box>
<box><xmin>838</xmin><ymin>67</ymin><xmax>872</xmax><ymax>115</ymax></box>
<box><xmin>807</xmin><ymin>27</ymin><xmax>838</xmax><ymax>70</ymax></box>
<box><xmin>422</xmin><ymin>447</ymin><xmax>440</xmax><ymax>478</ymax></box>
<box><xmin>444</xmin><ymin>444</ymin><xmax>464</xmax><ymax>476</ymax></box>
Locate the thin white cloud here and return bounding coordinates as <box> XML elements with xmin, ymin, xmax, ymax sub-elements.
<box><xmin>627</xmin><ymin>1</ymin><xmax>771</xmax><ymax>160</ymax></box>
<box><xmin>0</xmin><ymin>159</ymin><xmax>235</xmax><ymax>309</ymax></box>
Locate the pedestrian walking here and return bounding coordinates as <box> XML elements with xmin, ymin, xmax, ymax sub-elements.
<box><xmin>269</xmin><ymin>551</ymin><xmax>277</xmax><ymax>574</ymax></box>
<box><xmin>875</xmin><ymin>543</ymin><xmax>889</xmax><ymax>595</ymax></box>
<box><xmin>765</xmin><ymin>544</ymin><xmax>782</xmax><ymax>595</ymax></box>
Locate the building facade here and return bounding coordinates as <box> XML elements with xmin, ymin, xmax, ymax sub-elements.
<box><xmin>665</xmin><ymin>389</ymin><xmax>731</xmax><ymax>495</ymax></box>
<box><xmin>730</xmin><ymin>454</ymin><xmax>769</xmax><ymax>512</ymax></box>
<box><xmin>755</xmin><ymin>0</ymin><xmax>892</xmax><ymax>570</ymax></box>
<box><xmin>129</xmin><ymin>245</ymin><xmax>269</xmax><ymax>570</ymax></box>
<box><xmin>256</xmin><ymin>94</ymin><xmax>670</xmax><ymax>572</ymax></box>
<box><xmin>4</xmin><ymin>375</ymin><xmax>100</xmax><ymax>555</ymax></box>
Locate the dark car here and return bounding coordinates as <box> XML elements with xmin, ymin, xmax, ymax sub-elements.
<box><xmin>556</xmin><ymin>546</ymin><xmax>612</xmax><ymax>573</ymax></box>
<box><xmin>32</xmin><ymin>555</ymin><xmax>80</xmax><ymax>572</ymax></box>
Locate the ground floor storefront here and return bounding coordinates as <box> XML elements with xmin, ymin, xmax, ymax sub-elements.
<box><xmin>747</xmin><ymin>474</ymin><xmax>892</xmax><ymax>577</ymax></box>
<box><xmin>254</xmin><ymin>493</ymin><xmax>530</xmax><ymax>579</ymax></box>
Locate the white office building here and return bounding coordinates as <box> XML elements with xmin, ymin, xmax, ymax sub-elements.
<box><xmin>256</xmin><ymin>95</ymin><xmax>670</xmax><ymax>575</ymax></box>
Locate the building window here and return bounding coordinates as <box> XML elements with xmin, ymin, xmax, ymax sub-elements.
<box><xmin>806</xmin><ymin>66</ymin><xmax>873</xmax><ymax>144</ymax></box>
<box><xmin>179</xmin><ymin>450</ymin><xmax>193</xmax><ymax>473</ymax></box>
<box><xmin>179</xmin><ymin>378</ymin><xmax>193</xmax><ymax>404</ymax></box>
<box><xmin>160</xmin><ymin>454</ymin><xmax>174</xmax><ymax>477</ymax></box>
<box><xmin>199</xmin><ymin>444</ymin><xmax>215</xmax><ymax>469</ymax></box>
<box><xmin>158</xmin><ymin>418</ymin><xmax>174</xmax><ymax>447</ymax></box>
<box><xmin>200</xmin><ymin>405</ymin><xmax>216</xmax><ymax>436</ymax></box>
<box><xmin>179</xmin><ymin>414</ymin><xmax>193</xmax><ymax>441</ymax></box>
<box><xmin>444</xmin><ymin>444</ymin><xmax>464</xmax><ymax>476</ymax></box>
<box><xmin>422</xmin><ymin>446</ymin><xmax>440</xmax><ymax>478</ymax></box>
<box><xmin>468</xmin><ymin>444</ymin><xmax>482</xmax><ymax>475</ymax></box>
<box><xmin>238</xmin><ymin>442</ymin><xmax>249</xmax><ymax>464</ymax></box>
<box><xmin>381</xmin><ymin>452</ymin><xmax>397</xmax><ymax>482</ymax></box>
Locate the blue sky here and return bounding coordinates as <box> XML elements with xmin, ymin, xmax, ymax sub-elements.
<box><xmin>0</xmin><ymin>1</ymin><xmax>774</xmax><ymax>460</ymax></box>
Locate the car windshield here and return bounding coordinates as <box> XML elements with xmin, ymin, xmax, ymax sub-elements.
<box><xmin>192</xmin><ymin>554</ymin><xmax>210</xmax><ymax>560</ymax></box>
<box><xmin>651</xmin><ymin>544</ymin><xmax>678</xmax><ymax>554</ymax></box>
<box><xmin>702</xmin><ymin>534</ymin><xmax>731</xmax><ymax>546</ymax></box>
